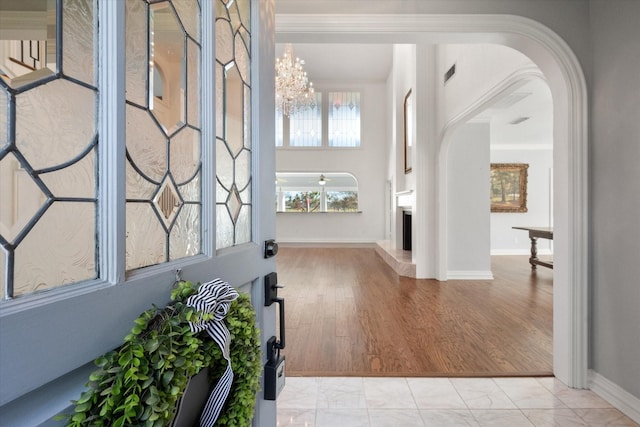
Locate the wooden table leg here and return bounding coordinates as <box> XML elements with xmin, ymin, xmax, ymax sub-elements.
<box><xmin>529</xmin><ymin>235</ymin><xmax>538</xmax><ymax>270</ymax></box>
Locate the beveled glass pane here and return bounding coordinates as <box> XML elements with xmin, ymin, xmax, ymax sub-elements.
<box><xmin>238</xmin><ymin>0</ymin><xmax>250</xmax><ymax>31</ymax></box>
<box><xmin>172</xmin><ymin>0</ymin><xmax>200</xmax><ymax>40</ymax></box>
<box><xmin>235</xmin><ymin>204</ymin><xmax>250</xmax><ymax>245</ymax></box>
<box><xmin>126</xmin><ymin>160</ymin><xmax>157</xmax><ymax>200</ymax></box>
<box><xmin>179</xmin><ymin>171</ymin><xmax>200</xmax><ymax>202</ymax></box>
<box><xmin>216</xmin><ymin>138</ymin><xmax>233</xmax><ymax>189</ymax></box>
<box><xmin>126</xmin><ymin>202</ymin><xmax>166</xmax><ymax>271</ymax></box>
<box><xmin>224</xmin><ymin>63</ymin><xmax>244</xmax><ymax>156</ymax></box>
<box><xmin>153</xmin><ymin>177</ymin><xmax>183</xmax><ymax>229</ymax></box>
<box><xmin>16</xmin><ymin>79</ymin><xmax>96</xmax><ymax>170</ymax></box>
<box><xmin>39</xmin><ymin>148</ymin><xmax>94</xmax><ymax>198</ymax></box>
<box><xmin>149</xmin><ymin>2</ymin><xmax>186</xmax><ymax>134</ymax></box>
<box><xmin>244</xmin><ymin>84</ymin><xmax>251</xmax><ymax>149</ymax></box>
<box><xmin>170</xmin><ymin>127</ymin><xmax>200</xmax><ymax>184</ymax></box>
<box><xmin>0</xmin><ymin>87</ymin><xmax>8</xmax><ymax>148</ymax></box>
<box><xmin>235</xmin><ymin>149</ymin><xmax>250</xmax><ymax>190</ymax></box>
<box><xmin>0</xmin><ymin>0</ymin><xmax>57</xmax><ymax>89</ymax></box>
<box><xmin>125</xmin><ymin>0</ymin><xmax>148</xmax><ymax>107</ymax></box>
<box><xmin>169</xmin><ymin>203</ymin><xmax>200</xmax><ymax>260</ymax></box>
<box><xmin>216</xmin><ymin>204</ymin><xmax>233</xmax><ymax>249</ymax></box>
<box><xmin>186</xmin><ymin>38</ymin><xmax>200</xmax><ymax>127</ymax></box>
<box><xmin>126</xmin><ymin>104</ymin><xmax>167</xmax><ymax>182</ymax></box>
<box><xmin>0</xmin><ymin>153</ymin><xmax>47</xmax><ymax>244</ymax></box>
<box><xmin>216</xmin><ymin>180</ymin><xmax>228</xmax><ymax>206</ymax></box>
<box><xmin>14</xmin><ymin>202</ymin><xmax>96</xmax><ymax>297</ymax></box>
<box><xmin>62</xmin><ymin>0</ymin><xmax>95</xmax><ymax>86</ymax></box>
<box><xmin>228</xmin><ymin>1</ymin><xmax>242</xmax><ymax>32</ymax></box>
<box><xmin>216</xmin><ymin>62</ymin><xmax>224</xmax><ymax>138</ymax></box>
<box><xmin>215</xmin><ymin>19</ymin><xmax>233</xmax><ymax>66</ymax></box>
<box><xmin>234</xmin><ymin>32</ymin><xmax>249</xmax><ymax>84</ymax></box>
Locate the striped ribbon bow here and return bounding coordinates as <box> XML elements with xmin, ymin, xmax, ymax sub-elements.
<box><xmin>186</xmin><ymin>279</ymin><xmax>239</xmax><ymax>427</ymax></box>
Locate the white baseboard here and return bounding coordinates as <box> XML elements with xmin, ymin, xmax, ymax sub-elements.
<box><xmin>589</xmin><ymin>370</ymin><xmax>640</xmax><ymax>424</ymax></box>
<box><xmin>447</xmin><ymin>271</ymin><xmax>494</xmax><ymax>280</ymax></box>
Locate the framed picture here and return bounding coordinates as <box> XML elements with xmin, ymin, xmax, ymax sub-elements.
<box><xmin>403</xmin><ymin>89</ymin><xmax>413</xmax><ymax>174</ymax></box>
<box><xmin>490</xmin><ymin>163</ymin><xmax>528</xmax><ymax>213</ymax></box>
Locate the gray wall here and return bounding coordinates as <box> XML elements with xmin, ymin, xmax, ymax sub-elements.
<box><xmin>589</xmin><ymin>0</ymin><xmax>640</xmax><ymax>398</ymax></box>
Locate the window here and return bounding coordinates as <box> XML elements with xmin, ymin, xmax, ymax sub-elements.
<box><xmin>276</xmin><ymin>90</ymin><xmax>361</xmax><ymax>148</ymax></box>
<box><xmin>276</xmin><ymin>172</ymin><xmax>359</xmax><ymax>212</ymax></box>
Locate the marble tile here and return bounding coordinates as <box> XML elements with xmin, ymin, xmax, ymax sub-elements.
<box><xmin>368</xmin><ymin>409</ymin><xmax>426</xmax><ymax>426</ymax></box>
<box><xmin>317</xmin><ymin>377</ymin><xmax>367</xmax><ymax>409</ymax></box>
<box><xmin>315</xmin><ymin>409</ymin><xmax>370</xmax><ymax>427</ymax></box>
<box><xmin>554</xmin><ymin>388</ymin><xmax>614</xmax><ymax>409</ymax></box>
<box><xmin>363</xmin><ymin>378</ymin><xmax>417</xmax><ymax>409</ymax></box>
<box><xmin>522</xmin><ymin>408</ymin><xmax>588</xmax><ymax>426</ymax></box>
<box><xmin>420</xmin><ymin>409</ymin><xmax>480</xmax><ymax>426</ymax></box>
<box><xmin>279</xmin><ymin>377</ymin><xmax>320</xmax><ymax>409</ymax></box>
<box><xmin>277</xmin><ymin>409</ymin><xmax>317</xmax><ymax>427</ymax></box>
<box><xmin>407</xmin><ymin>378</ymin><xmax>468</xmax><ymax>409</ymax></box>
<box><xmin>494</xmin><ymin>377</ymin><xmax>566</xmax><ymax>409</ymax></box>
<box><xmin>537</xmin><ymin>377</ymin><xmax>571</xmax><ymax>394</ymax></box>
<box><xmin>471</xmin><ymin>409</ymin><xmax>536</xmax><ymax>427</ymax></box>
<box><xmin>451</xmin><ymin>378</ymin><xmax>517</xmax><ymax>409</ymax></box>
<box><xmin>573</xmin><ymin>408</ymin><xmax>640</xmax><ymax>426</ymax></box>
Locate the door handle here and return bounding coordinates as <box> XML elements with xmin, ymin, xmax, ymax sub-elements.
<box><xmin>264</xmin><ymin>272</ymin><xmax>285</xmax><ymax>352</ymax></box>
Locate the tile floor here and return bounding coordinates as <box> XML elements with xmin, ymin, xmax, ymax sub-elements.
<box><xmin>277</xmin><ymin>377</ymin><xmax>639</xmax><ymax>427</ymax></box>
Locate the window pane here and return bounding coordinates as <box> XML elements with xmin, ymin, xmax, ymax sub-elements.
<box><xmin>125</xmin><ymin>0</ymin><xmax>202</xmax><ymax>271</ymax></box>
<box><xmin>0</xmin><ymin>0</ymin><xmax>98</xmax><ymax>298</ymax></box>
<box><xmin>289</xmin><ymin>92</ymin><xmax>321</xmax><ymax>147</ymax></box>
<box><xmin>275</xmin><ymin>108</ymin><xmax>283</xmax><ymax>147</ymax></box>
<box><xmin>284</xmin><ymin>191</ymin><xmax>320</xmax><ymax>212</ymax></box>
<box><xmin>327</xmin><ymin>191</ymin><xmax>358</xmax><ymax>212</ymax></box>
<box><xmin>216</xmin><ymin>0</ymin><xmax>252</xmax><ymax>250</ymax></box>
<box><xmin>328</xmin><ymin>91</ymin><xmax>361</xmax><ymax>147</ymax></box>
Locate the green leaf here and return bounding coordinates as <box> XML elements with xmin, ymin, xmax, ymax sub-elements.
<box><xmin>144</xmin><ymin>338</ymin><xmax>160</xmax><ymax>353</ymax></box>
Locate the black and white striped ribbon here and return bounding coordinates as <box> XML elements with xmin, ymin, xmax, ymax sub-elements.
<box><xmin>186</xmin><ymin>279</ymin><xmax>239</xmax><ymax>427</ymax></box>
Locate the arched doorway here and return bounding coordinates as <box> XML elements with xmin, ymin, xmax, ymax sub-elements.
<box><xmin>276</xmin><ymin>13</ymin><xmax>588</xmax><ymax>388</ymax></box>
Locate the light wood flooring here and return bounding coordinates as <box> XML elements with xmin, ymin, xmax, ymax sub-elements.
<box><xmin>276</xmin><ymin>247</ymin><xmax>553</xmax><ymax>377</ymax></box>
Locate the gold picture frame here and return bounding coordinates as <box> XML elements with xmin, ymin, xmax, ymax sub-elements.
<box><xmin>490</xmin><ymin>163</ymin><xmax>528</xmax><ymax>213</ymax></box>
<box><xmin>403</xmin><ymin>89</ymin><xmax>413</xmax><ymax>174</ymax></box>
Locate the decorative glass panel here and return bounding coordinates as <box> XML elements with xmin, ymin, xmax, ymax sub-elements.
<box><xmin>125</xmin><ymin>0</ymin><xmax>148</xmax><ymax>107</ymax></box>
<box><xmin>0</xmin><ymin>1</ymin><xmax>97</xmax><ymax>299</ymax></box>
<box><xmin>62</xmin><ymin>0</ymin><xmax>95</xmax><ymax>86</ymax></box>
<box><xmin>216</xmin><ymin>0</ymin><xmax>252</xmax><ymax>250</ymax></box>
<box><xmin>0</xmin><ymin>87</ymin><xmax>8</xmax><ymax>149</ymax></box>
<box><xmin>149</xmin><ymin>2</ymin><xmax>186</xmax><ymax>134</ymax></box>
<box><xmin>289</xmin><ymin>92</ymin><xmax>321</xmax><ymax>147</ymax></box>
<box><xmin>328</xmin><ymin>91</ymin><xmax>361</xmax><ymax>147</ymax></box>
<box><xmin>126</xmin><ymin>0</ymin><xmax>202</xmax><ymax>270</ymax></box>
<box><xmin>0</xmin><ymin>0</ymin><xmax>57</xmax><ymax>90</ymax></box>
<box><xmin>14</xmin><ymin>202</ymin><xmax>96</xmax><ymax>297</ymax></box>
<box><xmin>125</xmin><ymin>0</ymin><xmax>201</xmax><ymax>271</ymax></box>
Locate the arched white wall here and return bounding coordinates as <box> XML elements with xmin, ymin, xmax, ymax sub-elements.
<box><xmin>276</xmin><ymin>13</ymin><xmax>589</xmax><ymax>388</ymax></box>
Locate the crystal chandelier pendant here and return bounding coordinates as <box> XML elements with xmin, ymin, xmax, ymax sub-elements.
<box><xmin>275</xmin><ymin>44</ymin><xmax>315</xmax><ymax>117</ymax></box>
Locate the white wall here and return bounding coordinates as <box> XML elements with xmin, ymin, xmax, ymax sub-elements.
<box><xmin>490</xmin><ymin>148</ymin><xmax>553</xmax><ymax>254</ymax></box>
<box><xmin>447</xmin><ymin>123</ymin><xmax>492</xmax><ymax>277</ymax></box>
<box><xmin>275</xmin><ymin>81</ymin><xmax>387</xmax><ymax>244</ymax></box>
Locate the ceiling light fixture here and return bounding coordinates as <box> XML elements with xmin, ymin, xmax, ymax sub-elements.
<box><xmin>275</xmin><ymin>44</ymin><xmax>315</xmax><ymax>117</ymax></box>
<box><xmin>318</xmin><ymin>174</ymin><xmax>326</xmax><ymax>186</ymax></box>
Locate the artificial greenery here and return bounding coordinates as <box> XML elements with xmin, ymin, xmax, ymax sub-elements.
<box><xmin>64</xmin><ymin>281</ymin><xmax>261</xmax><ymax>427</ymax></box>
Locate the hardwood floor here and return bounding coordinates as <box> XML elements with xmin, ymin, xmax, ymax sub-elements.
<box><xmin>276</xmin><ymin>247</ymin><xmax>553</xmax><ymax>377</ymax></box>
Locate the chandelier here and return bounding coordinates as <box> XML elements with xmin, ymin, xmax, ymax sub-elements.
<box><xmin>275</xmin><ymin>44</ymin><xmax>315</xmax><ymax>117</ymax></box>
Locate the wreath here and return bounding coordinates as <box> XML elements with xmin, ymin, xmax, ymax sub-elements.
<box><xmin>63</xmin><ymin>281</ymin><xmax>261</xmax><ymax>427</ymax></box>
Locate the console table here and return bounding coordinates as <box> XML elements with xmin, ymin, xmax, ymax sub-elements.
<box><xmin>512</xmin><ymin>227</ymin><xmax>553</xmax><ymax>270</ymax></box>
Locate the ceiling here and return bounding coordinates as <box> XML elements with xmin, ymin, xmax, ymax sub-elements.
<box><xmin>276</xmin><ymin>43</ymin><xmax>393</xmax><ymax>82</ymax></box>
<box><xmin>276</xmin><ymin>43</ymin><xmax>553</xmax><ymax>145</ymax></box>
